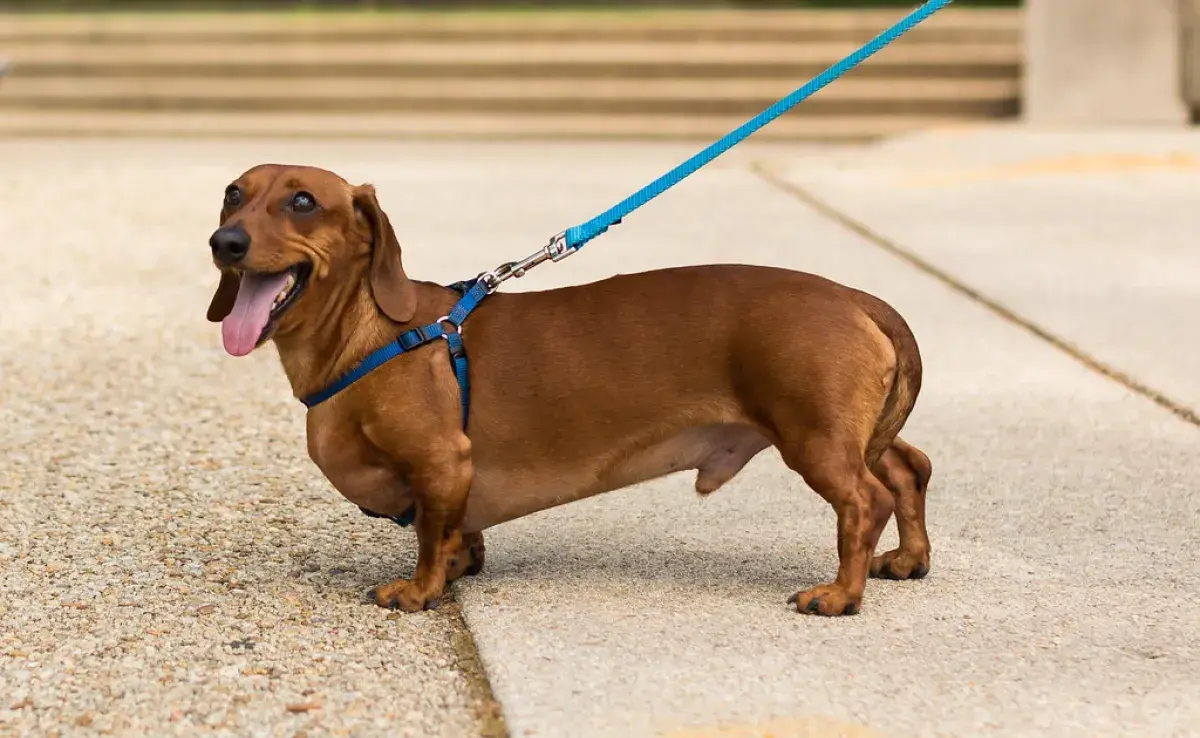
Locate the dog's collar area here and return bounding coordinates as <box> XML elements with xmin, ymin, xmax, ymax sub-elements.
<box><xmin>299</xmin><ymin>278</ymin><xmax>486</xmax><ymax>429</ymax></box>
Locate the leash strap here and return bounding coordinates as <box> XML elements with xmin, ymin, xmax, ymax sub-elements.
<box><xmin>300</xmin><ymin>0</ymin><xmax>954</xmax><ymax>442</ymax></box>
<box><xmin>562</xmin><ymin>0</ymin><xmax>955</xmax><ymax>252</ymax></box>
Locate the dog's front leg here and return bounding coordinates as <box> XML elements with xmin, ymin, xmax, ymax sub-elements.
<box><xmin>371</xmin><ymin>439</ymin><xmax>473</xmax><ymax>612</ymax></box>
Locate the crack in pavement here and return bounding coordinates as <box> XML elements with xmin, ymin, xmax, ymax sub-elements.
<box><xmin>748</xmin><ymin>160</ymin><xmax>1200</xmax><ymax>431</ymax></box>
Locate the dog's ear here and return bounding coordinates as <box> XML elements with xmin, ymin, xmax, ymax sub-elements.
<box><xmin>206</xmin><ymin>272</ymin><xmax>239</xmax><ymax>322</ymax></box>
<box><xmin>354</xmin><ymin>184</ymin><xmax>417</xmax><ymax>324</ymax></box>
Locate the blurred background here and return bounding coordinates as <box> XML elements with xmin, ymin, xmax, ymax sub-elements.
<box><xmin>0</xmin><ymin>0</ymin><xmax>1029</xmax><ymax>142</ymax></box>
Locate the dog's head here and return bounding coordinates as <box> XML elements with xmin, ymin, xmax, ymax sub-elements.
<box><xmin>206</xmin><ymin>164</ymin><xmax>416</xmax><ymax>357</ymax></box>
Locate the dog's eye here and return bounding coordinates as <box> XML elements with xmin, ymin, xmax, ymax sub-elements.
<box><xmin>289</xmin><ymin>191</ymin><xmax>318</xmax><ymax>214</ymax></box>
<box><xmin>223</xmin><ymin>186</ymin><xmax>243</xmax><ymax>211</ymax></box>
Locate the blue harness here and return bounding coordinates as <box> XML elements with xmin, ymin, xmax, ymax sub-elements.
<box><xmin>301</xmin><ymin>278</ymin><xmax>488</xmax><ymax>529</ymax></box>
<box><xmin>300</xmin><ymin>278</ymin><xmax>486</xmax><ymax>424</ymax></box>
<box><xmin>298</xmin><ymin>0</ymin><xmax>955</xmax><ymax>529</ymax></box>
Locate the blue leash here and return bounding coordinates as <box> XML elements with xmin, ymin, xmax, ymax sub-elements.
<box><xmin>564</xmin><ymin>0</ymin><xmax>955</xmax><ymax>252</ymax></box>
<box><xmin>303</xmin><ymin>1</ymin><xmax>956</xmax><ymax>512</ymax></box>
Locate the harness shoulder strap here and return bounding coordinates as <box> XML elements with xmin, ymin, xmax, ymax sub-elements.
<box><xmin>301</xmin><ymin>279</ymin><xmax>485</xmax><ymax>430</ymax></box>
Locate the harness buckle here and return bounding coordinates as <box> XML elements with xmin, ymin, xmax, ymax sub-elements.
<box><xmin>443</xmin><ymin>333</ymin><xmax>467</xmax><ymax>361</ymax></box>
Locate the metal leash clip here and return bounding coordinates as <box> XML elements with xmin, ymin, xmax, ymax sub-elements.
<box><xmin>478</xmin><ymin>231</ymin><xmax>576</xmax><ymax>294</ymax></box>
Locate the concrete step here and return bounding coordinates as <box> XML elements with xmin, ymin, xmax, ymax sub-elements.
<box><xmin>0</xmin><ymin>8</ymin><xmax>1021</xmax><ymax>141</ymax></box>
<box><xmin>0</xmin><ymin>9</ymin><xmax>1022</xmax><ymax>45</ymax></box>
<box><xmin>1</xmin><ymin>42</ymin><xmax>1020</xmax><ymax>87</ymax></box>
<box><xmin>2</xmin><ymin>40</ymin><xmax>1019</xmax><ymax>79</ymax></box>
<box><xmin>0</xmin><ymin>109</ymin><xmax>985</xmax><ymax>142</ymax></box>
<box><xmin>0</xmin><ymin>77</ymin><xmax>1019</xmax><ymax>117</ymax></box>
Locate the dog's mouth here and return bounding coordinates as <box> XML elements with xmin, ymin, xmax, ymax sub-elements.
<box><xmin>220</xmin><ymin>262</ymin><xmax>312</xmax><ymax>357</ymax></box>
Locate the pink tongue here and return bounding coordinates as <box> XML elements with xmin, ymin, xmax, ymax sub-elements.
<box><xmin>221</xmin><ymin>271</ymin><xmax>292</xmax><ymax>357</ymax></box>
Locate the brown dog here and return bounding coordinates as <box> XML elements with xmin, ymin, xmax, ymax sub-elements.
<box><xmin>206</xmin><ymin>164</ymin><xmax>933</xmax><ymax>617</ymax></box>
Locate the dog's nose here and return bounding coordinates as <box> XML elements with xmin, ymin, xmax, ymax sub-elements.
<box><xmin>210</xmin><ymin>225</ymin><xmax>250</xmax><ymax>265</ymax></box>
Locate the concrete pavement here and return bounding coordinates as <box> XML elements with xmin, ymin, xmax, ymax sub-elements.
<box><xmin>444</xmin><ymin>131</ymin><xmax>1199</xmax><ymax>737</ymax></box>
<box><xmin>763</xmin><ymin>125</ymin><xmax>1200</xmax><ymax>418</ymax></box>
<box><xmin>0</xmin><ymin>132</ymin><xmax>1196</xmax><ymax>737</ymax></box>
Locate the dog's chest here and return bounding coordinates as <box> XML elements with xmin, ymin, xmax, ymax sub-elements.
<box><xmin>307</xmin><ymin>428</ymin><xmax>415</xmax><ymax>517</ymax></box>
<box><xmin>322</xmin><ymin>463</ymin><xmax>415</xmax><ymax>517</ymax></box>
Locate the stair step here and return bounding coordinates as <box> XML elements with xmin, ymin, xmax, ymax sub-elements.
<box><xmin>0</xmin><ymin>9</ymin><xmax>1022</xmax><ymax>45</ymax></box>
<box><xmin>0</xmin><ymin>109</ymin><xmax>985</xmax><ymax>142</ymax></box>
<box><xmin>2</xmin><ymin>40</ymin><xmax>1020</xmax><ymax>80</ymax></box>
<box><xmin>0</xmin><ymin>76</ymin><xmax>1019</xmax><ymax>116</ymax></box>
<box><xmin>0</xmin><ymin>8</ymin><xmax>1021</xmax><ymax>142</ymax></box>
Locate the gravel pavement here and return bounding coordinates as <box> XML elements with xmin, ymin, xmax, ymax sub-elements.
<box><xmin>0</xmin><ymin>141</ymin><xmax>517</xmax><ymax>738</ymax></box>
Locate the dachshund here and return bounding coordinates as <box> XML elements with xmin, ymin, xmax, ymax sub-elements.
<box><xmin>206</xmin><ymin>164</ymin><xmax>932</xmax><ymax>617</ymax></box>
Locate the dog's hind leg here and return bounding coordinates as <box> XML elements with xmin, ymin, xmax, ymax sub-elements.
<box><xmin>869</xmin><ymin>437</ymin><xmax>932</xmax><ymax>581</ymax></box>
<box><xmin>782</xmin><ymin>436</ymin><xmax>894</xmax><ymax>617</ymax></box>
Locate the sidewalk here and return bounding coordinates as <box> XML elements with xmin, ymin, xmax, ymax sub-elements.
<box><xmin>444</xmin><ymin>127</ymin><xmax>1199</xmax><ymax>737</ymax></box>
<box><xmin>0</xmin><ymin>129</ymin><xmax>1196</xmax><ymax>737</ymax></box>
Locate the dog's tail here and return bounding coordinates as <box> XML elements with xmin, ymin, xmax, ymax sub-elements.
<box><xmin>855</xmin><ymin>291</ymin><xmax>923</xmax><ymax>467</ymax></box>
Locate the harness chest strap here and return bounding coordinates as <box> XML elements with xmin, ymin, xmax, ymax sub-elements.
<box><xmin>301</xmin><ymin>279</ymin><xmax>486</xmax><ymax>528</ymax></box>
<box><xmin>300</xmin><ymin>278</ymin><xmax>484</xmax><ymax>417</ymax></box>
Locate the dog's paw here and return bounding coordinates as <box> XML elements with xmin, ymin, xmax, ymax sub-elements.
<box><xmin>464</xmin><ymin>537</ymin><xmax>486</xmax><ymax>576</ymax></box>
<box><xmin>444</xmin><ymin>536</ymin><xmax>486</xmax><ymax>583</ymax></box>
<box><xmin>788</xmin><ymin>584</ymin><xmax>860</xmax><ymax>616</ymax></box>
<box><xmin>870</xmin><ymin>549</ymin><xmax>930</xmax><ymax>580</ymax></box>
<box><xmin>369</xmin><ymin>580</ymin><xmax>440</xmax><ymax>613</ymax></box>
